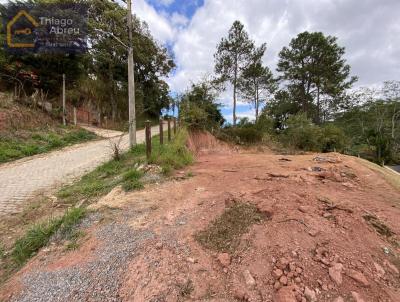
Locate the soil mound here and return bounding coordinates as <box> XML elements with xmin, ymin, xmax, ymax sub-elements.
<box><xmin>186</xmin><ymin>130</ymin><xmax>235</xmax><ymax>155</ymax></box>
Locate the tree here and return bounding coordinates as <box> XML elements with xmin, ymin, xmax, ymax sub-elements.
<box><xmin>277</xmin><ymin>31</ymin><xmax>357</xmax><ymax>124</ymax></box>
<box><xmin>179</xmin><ymin>81</ymin><xmax>225</xmax><ymax>130</ymax></box>
<box><xmin>214</xmin><ymin>21</ymin><xmax>254</xmax><ymax>126</ymax></box>
<box><xmin>238</xmin><ymin>43</ymin><xmax>276</xmax><ymax>121</ymax></box>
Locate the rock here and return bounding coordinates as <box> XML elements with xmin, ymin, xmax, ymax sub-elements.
<box><xmin>243</xmin><ymin>270</ymin><xmax>256</xmax><ymax>288</ymax></box>
<box><xmin>217</xmin><ymin>253</ymin><xmax>231</xmax><ymax>267</ymax></box>
<box><xmin>274</xmin><ymin>286</ymin><xmax>297</xmax><ymax>302</ymax></box>
<box><xmin>278</xmin><ymin>258</ymin><xmax>290</xmax><ymax>270</ymax></box>
<box><xmin>384</xmin><ymin>260</ymin><xmax>400</xmax><ymax>275</ymax></box>
<box><xmin>329</xmin><ymin>263</ymin><xmax>343</xmax><ymax>285</ymax></box>
<box><xmin>295</xmin><ymin>267</ymin><xmax>303</xmax><ymax>274</ymax></box>
<box><xmin>333</xmin><ymin>297</ymin><xmax>344</xmax><ymax>302</ymax></box>
<box><xmin>373</xmin><ymin>262</ymin><xmax>385</xmax><ymax>278</ymax></box>
<box><xmin>274</xmin><ymin>281</ymin><xmax>282</xmax><ymax>290</ymax></box>
<box><xmin>347</xmin><ymin>269</ymin><xmax>370</xmax><ymax>287</ymax></box>
<box><xmin>155</xmin><ymin>242</ymin><xmax>163</xmax><ymax>250</ymax></box>
<box><xmin>187</xmin><ymin>257</ymin><xmax>196</xmax><ymax>264</ymax></box>
<box><xmin>308</xmin><ymin>229</ymin><xmax>320</xmax><ymax>237</ymax></box>
<box><xmin>298</xmin><ymin>206</ymin><xmax>309</xmax><ymax>213</ymax></box>
<box><xmin>273</xmin><ymin>268</ymin><xmax>284</xmax><ymax>279</ymax></box>
<box><xmin>304</xmin><ymin>287</ymin><xmax>316</xmax><ymax>302</ymax></box>
<box><xmin>351</xmin><ymin>291</ymin><xmax>365</xmax><ymax>302</ymax></box>
<box><xmin>289</xmin><ymin>262</ymin><xmax>297</xmax><ymax>272</ymax></box>
<box><xmin>257</xmin><ymin>202</ymin><xmax>274</xmax><ymax>219</ymax></box>
<box><xmin>279</xmin><ymin>276</ymin><xmax>288</xmax><ymax>286</ymax></box>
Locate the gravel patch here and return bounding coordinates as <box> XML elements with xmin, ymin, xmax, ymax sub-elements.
<box><xmin>12</xmin><ymin>222</ymin><xmax>154</xmax><ymax>302</ymax></box>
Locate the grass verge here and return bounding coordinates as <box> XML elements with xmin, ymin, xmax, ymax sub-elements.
<box><xmin>195</xmin><ymin>202</ymin><xmax>265</xmax><ymax>253</ymax></box>
<box><xmin>11</xmin><ymin>207</ymin><xmax>86</xmax><ymax>266</ymax></box>
<box><xmin>58</xmin><ymin>128</ymin><xmax>193</xmax><ymax>204</ymax></box>
<box><xmin>0</xmin><ymin>126</ymin><xmax>97</xmax><ymax>164</ymax></box>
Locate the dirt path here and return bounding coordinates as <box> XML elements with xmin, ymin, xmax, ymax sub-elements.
<box><xmin>0</xmin><ymin>125</ymin><xmax>160</xmax><ymax>216</ymax></box>
<box><xmin>1</xmin><ymin>147</ymin><xmax>400</xmax><ymax>302</ymax></box>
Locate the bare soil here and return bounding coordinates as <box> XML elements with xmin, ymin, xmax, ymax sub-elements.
<box><xmin>1</xmin><ymin>134</ymin><xmax>400</xmax><ymax>302</ymax></box>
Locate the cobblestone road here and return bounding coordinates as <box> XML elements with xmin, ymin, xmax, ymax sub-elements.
<box><xmin>0</xmin><ymin>126</ymin><xmax>160</xmax><ymax>215</ymax></box>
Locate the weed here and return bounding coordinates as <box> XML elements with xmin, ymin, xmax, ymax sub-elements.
<box><xmin>11</xmin><ymin>207</ymin><xmax>86</xmax><ymax>266</ymax></box>
<box><xmin>195</xmin><ymin>202</ymin><xmax>265</xmax><ymax>252</ymax></box>
<box><xmin>0</xmin><ymin>243</ymin><xmax>5</xmax><ymax>259</ymax></box>
<box><xmin>178</xmin><ymin>279</ymin><xmax>194</xmax><ymax>297</ymax></box>
<box><xmin>363</xmin><ymin>215</ymin><xmax>394</xmax><ymax>237</ymax></box>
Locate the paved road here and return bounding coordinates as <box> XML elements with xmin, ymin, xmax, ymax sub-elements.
<box><xmin>0</xmin><ymin>125</ymin><xmax>161</xmax><ymax>215</ymax></box>
<box><xmin>389</xmin><ymin>165</ymin><xmax>400</xmax><ymax>173</ymax></box>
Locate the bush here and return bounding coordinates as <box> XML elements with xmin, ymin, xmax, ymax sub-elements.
<box><xmin>220</xmin><ymin>127</ymin><xmax>263</xmax><ymax>144</ymax></box>
<box><xmin>320</xmin><ymin>124</ymin><xmax>347</xmax><ymax>152</ymax></box>
<box><xmin>282</xmin><ymin>113</ymin><xmax>322</xmax><ymax>151</ymax></box>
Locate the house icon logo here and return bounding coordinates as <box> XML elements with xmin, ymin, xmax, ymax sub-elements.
<box><xmin>7</xmin><ymin>10</ymin><xmax>39</xmax><ymax>48</ymax></box>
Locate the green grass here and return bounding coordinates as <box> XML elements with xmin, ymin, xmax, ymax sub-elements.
<box><xmin>0</xmin><ymin>127</ymin><xmax>97</xmax><ymax>163</ymax></box>
<box><xmin>58</xmin><ymin>128</ymin><xmax>193</xmax><ymax>204</ymax></box>
<box><xmin>11</xmin><ymin>207</ymin><xmax>86</xmax><ymax>266</ymax></box>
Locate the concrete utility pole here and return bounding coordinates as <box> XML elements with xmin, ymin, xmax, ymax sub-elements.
<box><xmin>127</xmin><ymin>0</ymin><xmax>136</xmax><ymax>148</ymax></box>
<box><xmin>62</xmin><ymin>74</ymin><xmax>66</xmax><ymax>126</ymax></box>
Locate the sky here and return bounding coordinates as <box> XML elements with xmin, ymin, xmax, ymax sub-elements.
<box><xmin>2</xmin><ymin>0</ymin><xmax>399</xmax><ymax>121</ymax></box>
<box><xmin>133</xmin><ymin>0</ymin><xmax>400</xmax><ymax>122</ymax></box>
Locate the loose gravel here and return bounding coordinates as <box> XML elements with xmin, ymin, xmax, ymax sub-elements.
<box><xmin>12</xmin><ymin>214</ymin><xmax>154</xmax><ymax>302</ymax></box>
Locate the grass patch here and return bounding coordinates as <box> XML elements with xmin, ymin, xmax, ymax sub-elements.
<box><xmin>195</xmin><ymin>202</ymin><xmax>265</xmax><ymax>252</ymax></box>
<box><xmin>150</xmin><ymin>128</ymin><xmax>193</xmax><ymax>175</ymax></box>
<box><xmin>11</xmin><ymin>207</ymin><xmax>86</xmax><ymax>266</ymax></box>
<box><xmin>0</xmin><ymin>127</ymin><xmax>97</xmax><ymax>163</ymax></box>
<box><xmin>358</xmin><ymin>158</ymin><xmax>400</xmax><ymax>192</ymax></box>
<box><xmin>58</xmin><ymin>128</ymin><xmax>193</xmax><ymax>204</ymax></box>
<box><xmin>178</xmin><ymin>279</ymin><xmax>194</xmax><ymax>298</ymax></box>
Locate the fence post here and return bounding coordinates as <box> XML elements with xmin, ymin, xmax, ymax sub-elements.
<box><xmin>168</xmin><ymin>118</ymin><xmax>171</xmax><ymax>142</ymax></box>
<box><xmin>173</xmin><ymin>117</ymin><xmax>177</xmax><ymax>135</ymax></box>
<box><xmin>73</xmin><ymin>107</ymin><xmax>77</xmax><ymax>126</ymax></box>
<box><xmin>159</xmin><ymin>118</ymin><xmax>164</xmax><ymax>145</ymax></box>
<box><xmin>145</xmin><ymin>120</ymin><xmax>152</xmax><ymax>160</ymax></box>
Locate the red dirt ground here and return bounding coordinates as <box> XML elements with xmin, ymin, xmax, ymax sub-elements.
<box><xmin>1</xmin><ymin>135</ymin><xmax>400</xmax><ymax>302</ymax></box>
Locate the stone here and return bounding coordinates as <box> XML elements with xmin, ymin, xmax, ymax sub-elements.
<box><xmin>187</xmin><ymin>257</ymin><xmax>196</xmax><ymax>264</ymax></box>
<box><xmin>384</xmin><ymin>260</ymin><xmax>400</xmax><ymax>275</ymax></box>
<box><xmin>289</xmin><ymin>262</ymin><xmax>297</xmax><ymax>272</ymax></box>
<box><xmin>243</xmin><ymin>270</ymin><xmax>256</xmax><ymax>288</ymax></box>
<box><xmin>373</xmin><ymin>262</ymin><xmax>385</xmax><ymax>278</ymax></box>
<box><xmin>329</xmin><ymin>263</ymin><xmax>343</xmax><ymax>285</ymax></box>
<box><xmin>298</xmin><ymin>206</ymin><xmax>309</xmax><ymax>213</ymax></box>
<box><xmin>308</xmin><ymin>229</ymin><xmax>320</xmax><ymax>237</ymax></box>
<box><xmin>304</xmin><ymin>287</ymin><xmax>316</xmax><ymax>302</ymax></box>
<box><xmin>274</xmin><ymin>281</ymin><xmax>282</xmax><ymax>290</ymax></box>
<box><xmin>217</xmin><ymin>253</ymin><xmax>231</xmax><ymax>267</ymax></box>
<box><xmin>278</xmin><ymin>257</ymin><xmax>290</xmax><ymax>270</ymax></box>
<box><xmin>347</xmin><ymin>269</ymin><xmax>370</xmax><ymax>287</ymax></box>
<box><xmin>279</xmin><ymin>275</ymin><xmax>288</xmax><ymax>286</ymax></box>
<box><xmin>351</xmin><ymin>291</ymin><xmax>365</xmax><ymax>302</ymax></box>
<box><xmin>274</xmin><ymin>286</ymin><xmax>297</xmax><ymax>302</ymax></box>
<box><xmin>296</xmin><ymin>267</ymin><xmax>303</xmax><ymax>274</ymax></box>
<box><xmin>273</xmin><ymin>268</ymin><xmax>284</xmax><ymax>279</ymax></box>
<box><xmin>155</xmin><ymin>242</ymin><xmax>163</xmax><ymax>249</ymax></box>
<box><xmin>257</xmin><ymin>202</ymin><xmax>274</xmax><ymax>219</ymax></box>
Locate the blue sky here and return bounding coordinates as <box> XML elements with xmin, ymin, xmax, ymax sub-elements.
<box><xmin>135</xmin><ymin>0</ymin><xmax>400</xmax><ymax>123</ymax></box>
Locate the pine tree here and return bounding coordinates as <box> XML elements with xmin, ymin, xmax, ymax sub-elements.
<box><xmin>238</xmin><ymin>43</ymin><xmax>276</xmax><ymax>121</ymax></box>
<box><xmin>214</xmin><ymin>21</ymin><xmax>254</xmax><ymax>125</ymax></box>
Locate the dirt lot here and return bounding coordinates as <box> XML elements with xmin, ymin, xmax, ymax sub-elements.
<box><xmin>1</xmin><ymin>134</ymin><xmax>400</xmax><ymax>302</ymax></box>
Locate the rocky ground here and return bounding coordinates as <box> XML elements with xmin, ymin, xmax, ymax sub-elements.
<box><xmin>1</xmin><ymin>133</ymin><xmax>400</xmax><ymax>302</ymax></box>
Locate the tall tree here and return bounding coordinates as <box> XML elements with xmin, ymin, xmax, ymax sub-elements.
<box><xmin>238</xmin><ymin>43</ymin><xmax>276</xmax><ymax>121</ymax></box>
<box><xmin>214</xmin><ymin>21</ymin><xmax>254</xmax><ymax>126</ymax></box>
<box><xmin>277</xmin><ymin>31</ymin><xmax>357</xmax><ymax>124</ymax></box>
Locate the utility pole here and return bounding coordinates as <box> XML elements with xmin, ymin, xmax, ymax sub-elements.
<box><xmin>62</xmin><ymin>74</ymin><xmax>66</xmax><ymax>126</ymax></box>
<box><xmin>127</xmin><ymin>0</ymin><xmax>136</xmax><ymax>148</ymax></box>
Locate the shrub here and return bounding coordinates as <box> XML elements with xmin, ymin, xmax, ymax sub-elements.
<box><xmin>220</xmin><ymin>127</ymin><xmax>263</xmax><ymax>145</ymax></box>
<box><xmin>320</xmin><ymin>124</ymin><xmax>347</xmax><ymax>152</ymax></box>
<box><xmin>282</xmin><ymin>113</ymin><xmax>322</xmax><ymax>151</ymax></box>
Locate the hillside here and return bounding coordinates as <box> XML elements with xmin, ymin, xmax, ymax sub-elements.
<box><xmin>0</xmin><ymin>94</ymin><xmax>97</xmax><ymax>164</ymax></box>
<box><xmin>1</xmin><ymin>133</ymin><xmax>399</xmax><ymax>302</ymax></box>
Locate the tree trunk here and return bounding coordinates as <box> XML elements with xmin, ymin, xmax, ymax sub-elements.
<box><xmin>255</xmin><ymin>81</ymin><xmax>259</xmax><ymax>122</ymax></box>
<box><xmin>316</xmin><ymin>86</ymin><xmax>321</xmax><ymax>124</ymax></box>
<box><xmin>109</xmin><ymin>63</ymin><xmax>117</xmax><ymax>122</ymax></box>
<box><xmin>233</xmin><ymin>56</ymin><xmax>238</xmax><ymax>126</ymax></box>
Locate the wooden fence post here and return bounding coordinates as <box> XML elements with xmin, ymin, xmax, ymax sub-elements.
<box><xmin>159</xmin><ymin>118</ymin><xmax>164</xmax><ymax>145</ymax></box>
<box><xmin>168</xmin><ymin>118</ymin><xmax>171</xmax><ymax>142</ymax></box>
<box><xmin>173</xmin><ymin>117</ymin><xmax>177</xmax><ymax>135</ymax></box>
<box><xmin>73</xmin><ymin>107</ymin><xmax>77</xmax><ymax>126</ymax></box>
<box><xmin>145</xmin><ymin>120</ymin><xmax>152</xmax><ymax>160</ymax></box>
